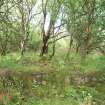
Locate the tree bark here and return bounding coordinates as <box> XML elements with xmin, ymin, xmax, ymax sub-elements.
<box><xmin>40</xmin><ymin>35</ymin><xmax>49</xmax><ymax>56</ymax></box>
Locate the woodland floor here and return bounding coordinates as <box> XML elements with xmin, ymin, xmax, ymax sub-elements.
<box><xmin>0</xmin><ymin>52</ymin><xmax>105</xmax><ymax>105</ymax></box>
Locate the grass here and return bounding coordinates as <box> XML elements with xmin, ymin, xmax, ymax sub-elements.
<box><xmin>0</xmin><ymin>52</ymin><xmax>105</xmax><ymax>105</ymax></box>
<box><xmin>0</xmin><ymin>51</ymin><xmax>105</xmax><ymax>72</ymax></box>
<box><xmin>2</xmin><ymin>85</ymin><xmax>105</xmax><ymax>105</ymax></box>
<box><xmin>0</xmin><ymin>52</ymin><xmax>47</xmax><ymax>72</ymax></box>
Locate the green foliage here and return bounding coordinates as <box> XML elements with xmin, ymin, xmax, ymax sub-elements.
<box><xmin>0</xmin><ymin>0</ymin><xmax>105</xmax><ymax>105</ymax></box>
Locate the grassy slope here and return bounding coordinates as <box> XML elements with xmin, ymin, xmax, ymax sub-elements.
<box><xmin>0</xmin><ymin>52</ymin><xmax>105</xmax><ymax>105</ymax></box>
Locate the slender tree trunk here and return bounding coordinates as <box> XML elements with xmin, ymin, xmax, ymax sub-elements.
<box><xmin>40</xmin><ymin>36</ymin><xmax>49</xmax><ymax>56</ymax></box>
<box><xmin>66</xmin><ymin>35</ymin><xmax>73</xmax><ymax>60</ymax></box>
<box><xmin>80</xmin><ymin>0</ymin><xmax>95</xmax><ymax>63</ymax></box>
<box><xmin>50</xmin><ymin>25</ymin><xmax>56</xmax><ymax>57</ymax></box>
<box><xmin>76</xmin><ymin>43</ymin><xmax>80</xmax><ymax>54</ymax></box>
<box><xmin>20</xmin><ymin>0</ymin><xmax>26</xmax><ymax>56</ymax></box>
<box><xmin>40</xmin><ymin>19</ymin><xmax>53</xmax><ymax>56</ymax></box>
<box><xmin>20</xmin><ymin>40</ymin><xmax>25</xmax><ymax>56</ymax></box>
<box><xmin>0</xmin><ymin>28</ymin><xmax>8</xmax><ymax>56</ymax></box>
<box><xmin>51</xmin><ymin>42</ymin><xmax>56</xmax><ymax>57</ymax></box>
